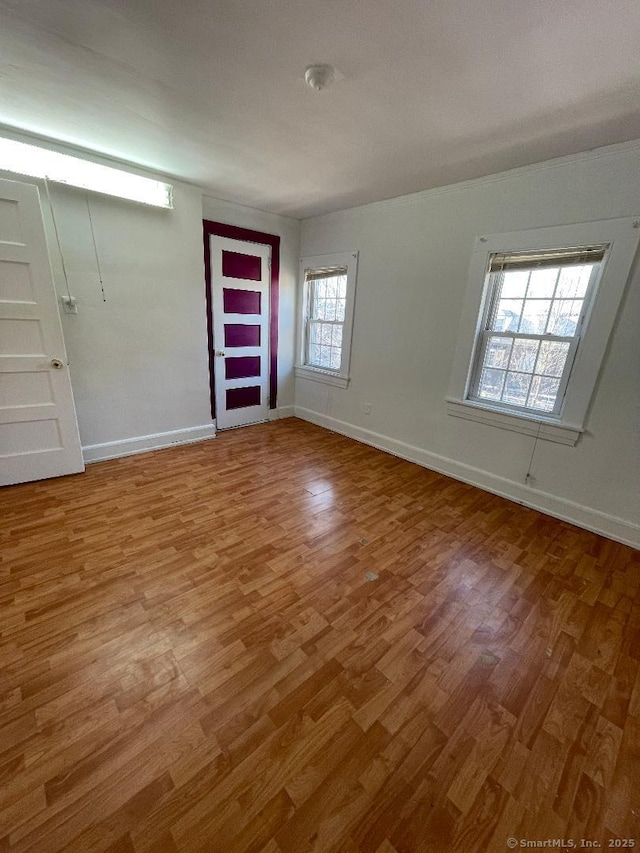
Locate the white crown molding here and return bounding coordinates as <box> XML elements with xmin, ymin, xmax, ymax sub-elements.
<box><xmin>293</xmin><ymin>407</ymin><xmax>639</xmax><ymax>549</ymax></box>
<box><xmin>302</xmin><ymin>137</ymin><xmax>640</xmax><ymax>225</ymax></box>
<box><xmin>202</xmin><ymin>192</ymin><xmax>301</xmax><ymax>225</ymax></box>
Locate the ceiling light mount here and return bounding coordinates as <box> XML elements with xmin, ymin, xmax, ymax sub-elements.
<box><xmin>304</xmin><ymin>65</ymin><xmax>335</xmax><ymax>92</ymax></box>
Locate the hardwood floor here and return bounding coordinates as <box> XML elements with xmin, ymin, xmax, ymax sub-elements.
<box><xmin>1</xmin><ymin>418</ymin><xmax>639</xmax><ymax>853</ymax></box>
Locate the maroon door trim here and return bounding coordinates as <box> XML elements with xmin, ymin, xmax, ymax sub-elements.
<box><xmin>203</xmin><ymin>220</ymin><xmax>280</xmax><ymax>418</ymax></box>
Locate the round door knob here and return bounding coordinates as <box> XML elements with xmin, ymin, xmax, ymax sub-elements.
<box><xmin>51</xmin><ymin>358</ymin><xmax>65</xmax><ymax>369</ymax></box>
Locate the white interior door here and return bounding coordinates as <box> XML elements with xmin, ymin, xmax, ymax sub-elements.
<box><xmin>211</xmin><ymin>235</ymin><xmax>270</xmax><ymax>429</ymax></box>
<box><xmin>0</xmin><ymin>178</ymin><xmax>84</xmax><ymax>486</ymax></box>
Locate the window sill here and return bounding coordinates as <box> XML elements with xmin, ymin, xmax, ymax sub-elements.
<box><xmin>295</xmin><ymin>365</ymin><xmax>349</xmax><ymax>389</ymax></box>
<box><xmin>445</xmin><ymin>398</ymin><xmax>583</xmax><ymax>446</ymax></box>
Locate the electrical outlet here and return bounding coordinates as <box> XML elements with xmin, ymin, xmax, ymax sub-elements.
<box><xmin>363</xmin><ymin>403</ymin><xmax>372</xmax><ymax>415</ymax></box>
<box><xmin>61</xmin><ymin>296</ymin><xmax>78</xmax><ymax>315</ymax></box>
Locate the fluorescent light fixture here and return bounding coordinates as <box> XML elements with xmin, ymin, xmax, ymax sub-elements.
<box><xmin>0</xmin><ymin>136</ymin><xmax>173</xmax><ymax>208</ymax></box>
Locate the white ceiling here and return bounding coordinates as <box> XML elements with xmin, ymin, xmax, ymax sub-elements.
<box><xmin>0</xmin><ymin>0</ymin><xmax>639</xmax><ymax>218</ymax></box>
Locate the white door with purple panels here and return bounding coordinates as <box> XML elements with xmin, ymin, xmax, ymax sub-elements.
<box><xmin>211</xmin><ymin>235</ymin><xmax>271</xmax><ymax>429</ymax></box>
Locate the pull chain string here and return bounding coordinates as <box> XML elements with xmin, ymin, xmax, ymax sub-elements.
<box><xmin>525</xmin><ymin>421</ymin><xmax>542</xmax><ymax>485</ymax></box>
<box><xmin>44</xmin><ymin>178</ymin><xmax>72</xmax><ymax>301</ymax></box>
<box><xmin>86</xmin><ymin>194</ymin><xmax>106</xmax><ymax>302</ymax></box>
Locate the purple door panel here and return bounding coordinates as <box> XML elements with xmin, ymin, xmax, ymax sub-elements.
<box><xmin>223</xmin><ymin>287</ymin><xmax>261</xmax><ymax>314</ymax></box>
<box><xmin>226</xmin><ymin>386</ymin><xmax>261</xmax><ymax>410</ymax></box>
<box><xmin>222</xmin><ymin>250</ymin><xmax>262</xmax><ymax>281</ymax></box>
<box><xmin>225</xmin><ymin>356</ymin><xmax>261</xmax><ymax>380</ymax></box>
<box><xmin>224</xmin><ymin>324</ymin><xmax>261</xmax><ymax>348</ymax></box>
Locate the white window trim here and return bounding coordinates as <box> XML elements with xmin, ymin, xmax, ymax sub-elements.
<box><xmin>295</xmin><ymin>251</ymin><xmax>358</xmax><ymax>389</ymax></box>
<box><xmin>448</xmin><ymin>217</ymin><xmax>640</xmax><ymax>446</ymax></box>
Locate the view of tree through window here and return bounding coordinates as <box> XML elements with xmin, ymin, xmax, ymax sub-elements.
<box><xmin>305</xmin><ymin>270</ymin><xmax>348</xmax><ymax>370</ymax></box>
<box><xmin>473</xmin><ymin>261</ymin><xmax>596</xmax><ymax>413</ymax></box>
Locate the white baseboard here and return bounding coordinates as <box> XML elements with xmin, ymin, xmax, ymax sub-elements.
<box><xmin>269</xmin><ymin>406</ymin><xmax>295</xmax><ymax>421</ymax></box>
<box><xmin>294</xmin><ymin>407</ymin><xmax>640</xmax><ymax>549</ymax></box>
<box><xmin>83</xmin><ymin>424</ymin><xmax>216</xmax><ymax>463</ymax></box>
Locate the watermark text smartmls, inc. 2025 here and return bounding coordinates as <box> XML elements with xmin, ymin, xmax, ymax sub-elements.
<box><xmin>505</xmin><ymin>839</ymin><xmax>636</xmax><ymax>849</ymax></box>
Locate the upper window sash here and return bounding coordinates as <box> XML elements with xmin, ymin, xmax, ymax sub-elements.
<box><xmin>482</xmin><ymin>262</ymin><xmax>600</xmax><ymax>340</ymax></box>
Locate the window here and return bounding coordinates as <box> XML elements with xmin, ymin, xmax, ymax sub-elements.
<box><xmin>305</xmin><ymin>267</ymin><xmax>348</xmax><ymax>371</ymax></box>
<box><xmin>470</xmin><ymin>246</ymin><xmax>605</xmax><ymax>416</ymax></box>
<box><xmin>448</xmin><ymin>219</ymin><xmax>640</xmax><ymax>445</ymax></box>
<box><xmin>296</xmin><ymin>252</ymin><xmax>358</xmax><ymax>388</ymax></box>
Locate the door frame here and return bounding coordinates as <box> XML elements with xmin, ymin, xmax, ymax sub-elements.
<box><xmin>203</xmin><ymin>220</ymin><xmax>280</xmax><ymax>420</ymax></box>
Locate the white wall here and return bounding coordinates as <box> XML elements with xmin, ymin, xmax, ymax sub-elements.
<box><xmin>202</xmin><ymin>195</ymin><xmax>300</xmax><ymax>411</ymax></box>
<box><xmin>297</xmin><ymin>141</ymin><xmax>640</xmax><ymax>546</ymax></box>
<box><xmin>6</xmin><ymin>173</ymin><xmax>216</xmax><ymax>457</ymax></box>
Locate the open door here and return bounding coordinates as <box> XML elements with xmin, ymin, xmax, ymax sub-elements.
<box><xmin>0</xmin><ymin>178</ymin><xmax>84</xmax><ymax>486</ymax></box>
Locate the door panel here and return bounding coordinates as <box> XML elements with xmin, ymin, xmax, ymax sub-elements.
<box><xmin>225</xmin><ymin>356</ymin><xmax>261</xmax><ymax>380</ymax></box>
<box><xmin>211</xmin><ymin>236</ymin><xmax>270</xmax><ymax>429</ymax></box>
<box><xmin>0</xmin><ymin>179</ymin><xmax>84</xmax><ymax>486</ymax></box>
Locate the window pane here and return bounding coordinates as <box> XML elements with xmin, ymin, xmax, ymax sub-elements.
<box><xmin>527</xmin><ymin>268</ymin><xmax>558</xmax><ymax>298</ymax></box>
<box><xmin>319</xmin><ymin>323</ymin><xmax>333</xmax><ymax>345</ymax></box>
<box><xmin>308</xmin><ymin>323</ymin><xmax>319</xmax><ymax>346</ymax></box>
<box><xmin>331</xmin><ymin>325</ymin><xmax>343</xmax><ymax>348</ymax></box>
<box><xmin>335</xmin><ymin>299</ymin><xmax>346</xmax><ymax>322</ymax></box>
<box><xmin>501</xmin><ymin>270</ymin><xmax>528</xmax><ymax>298</ymax></box>
<box><xmin>493</xmin><ymin>299</ymin><xmax>522</xmax><ymax>332</ymax></box>
<box><xmin>509</xmin><ymin>338</ymin><xmax>539</xmax><ymax>372</ymax></box>
<box><xmin>504</xmin><ymin>371</ymin><xmax>532</xmax><ymax>406</ymax></box>
<box><xmin>555</xmin><ymin>264</ymin><xmax>592</xmax><ymax>299</ymax></box>
<box><xmin>318</xmin><ymin>346</ymin><xmax>331</xmax><ymax>368</ymax></box>
<box><xmin>323</xmin><ymin>299</ymin><xmax>337</xmax><ymax>321</ymax></box>
<box><xmin>546</xmin><ymin>299</ymin><xmax>582</xmax><ymax>336</ymax></box>
<box><xmin>337</xmin><ymin>276</ymin><xmax>347</xmax><ymax>299</ymax></box>
<box><xmin>478</xmin><ymin>367</ymin><xmax>505</xmax><ymax>401</ymax></box>
<box><xmin>537</xmin><ymin>340</ymin><xmax>570</xmax><ymax>377</ymax></box>
<box><xmin>527</xmin><ymin>375</ymin><xmax>561</xmax><ymax>412</ymax></box>
<box><xmin>307</xmin><ymin>342</ymin><xmax>320</xmax><ymax>365</ymax></box>
<box><xmin>520</xmin><ymin>299</ymin><xmax>551</xmax><ymax>334</ymax></box>
<box><xmin>310</xmin><ymin>292</ymin><xmax>321</xmax><ymax>319</ymax></box>
<box><xmin>311</xmin><ymin>281</ymin><xmax>337</xmax><ymax>321</ymax></box>
<box><xmin>329</xmin><ymin>348</ymin><xmax>341</xmax><ymax>370</ymax></box>
<box><xmin>325</xmin><ymin>277</ymin><xmax>338</xmax><ymax>299</ymax></box>
<box><xmin>485</xmin><ymin>336</ymin><xmax>512</xmax><ymax>368</ymax></box>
